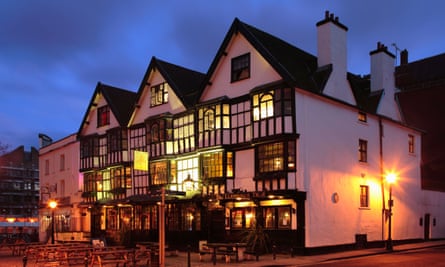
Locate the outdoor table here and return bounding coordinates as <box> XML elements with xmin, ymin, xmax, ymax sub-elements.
<box><xmin>90</xmin><ymin>248</ymin><xmax>134</xmax><ymax>267</ymax></box>
<box><xmin>205</xmin><ymin>242</ymin><xmax>247</xmax><ymax>265</ymax></box>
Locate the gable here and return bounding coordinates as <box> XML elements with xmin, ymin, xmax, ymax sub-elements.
<box><xmin>200</xmin><ymin>33</ymin><xmax>282</xmax><ymax>102</ymax></box>
<box><xmin>130</xmin><ymin>68</ymin><xmax>187</xmax><ymax>125</ymax></box>
<box><xmin>79</xmin><ymin>91</ymin><xmax>121</xmax><ymax>136</ymax></box>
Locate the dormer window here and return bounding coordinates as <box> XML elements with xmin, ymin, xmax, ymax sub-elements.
<box><xmin>97</xmin><ymin>105</ymin><xmax>110</xmax><ymax>127</ymax></box>
<box><xmin>231</xmin><ymin>53</ymin><xmax>250</xmax><ymax>82</ymax></box>
<box><xmin>151</xmin><ymin>82</ymin><xmax>169</xmax><ymax>107</ymax></box>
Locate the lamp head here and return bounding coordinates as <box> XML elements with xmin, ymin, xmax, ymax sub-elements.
<box><xmin>386</xmin><ymin>173</ymin><xmax>397</xmax><ymax>184</ymax></box>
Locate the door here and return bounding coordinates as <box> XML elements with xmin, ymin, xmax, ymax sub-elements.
<box><xmin>424</xmin><ymin>213</ymin><xmax>430</xmax><ymax>240</ymax></box>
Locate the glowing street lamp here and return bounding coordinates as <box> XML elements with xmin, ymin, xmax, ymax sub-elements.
<box><xmin>386</xmin><ymin>173</ymin><xmax>396</xmax><ymax>251</ymax></box>
<box><xmin>48</xmin><ymin>200</ymin><xmax>57</xmax><ymax>244</ymax></box>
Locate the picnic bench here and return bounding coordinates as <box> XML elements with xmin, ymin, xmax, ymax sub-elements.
<box><xmin>203</xmin><ymin>242</ymin><xmax>247</xmax><ymax>265</ymax></box>
<box><xmin>90</xmin><ymin>248</ymin><xmax>135</xmax><ymax>267</ymax></box>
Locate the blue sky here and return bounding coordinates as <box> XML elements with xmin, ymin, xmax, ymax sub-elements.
<box><xmin>1</xmin><ymin>0</ymin><xmax>444</xmax><ymax>150</ymax></box>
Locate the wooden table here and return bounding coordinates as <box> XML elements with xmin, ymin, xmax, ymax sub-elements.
<box><xmin>90</xmin><ymin>248</ymin><xmax>134</xmax><ymax>267</ymax></box>
<box><xmin>205</xmin><ymin>242</ymin><xmax>247</xmax><ymax>265</ymax></box>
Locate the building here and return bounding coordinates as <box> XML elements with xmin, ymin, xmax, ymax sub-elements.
<box><xmin>396</xmin><ymin>51</ymin><xmax>445</xmax><ymax>192</ymax></box>
<box><xmin>76</xmin><ymin>12</ymin><xmax>445</xmax><ymax>252</ymax></box>
<box><xmin>38</xmin><ymin>133</ymin><xmax>89</xmax><ymax>243</ymax></box>
<box><xmin>0</xmin><ymin>146</ymin><xmax>39</xmax><ymax>239</ymax></box>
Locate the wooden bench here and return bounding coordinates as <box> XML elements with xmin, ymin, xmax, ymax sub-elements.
<box><xmin>59</xmin><ymin>245</ymin><xmax>92</xmax><ymax>266</ymax></box>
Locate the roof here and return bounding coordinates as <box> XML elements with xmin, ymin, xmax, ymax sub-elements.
<box><xmin>78</xmin><ymin>82</ymin><xmax>137</xmax><ymax>134</ymax></box>
<box><xmin>396</xmin><ymin>52</ymin><xmax>445</xmax><ymax>91</ymax></box>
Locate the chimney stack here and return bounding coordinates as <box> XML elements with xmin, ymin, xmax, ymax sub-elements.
<box><xmin>370</xmin><ymin>42</ymin><xmax>400</xmax><ymax>120</ymax></box>
<box><xmin>400</xmin><ymin>49</ymin><xmax>408</xmax><ymax>65</ymax></box>
<box><xmin>316</xmin><ymin>11</ymin><xmax>355</xmax><ymax>105</ymax></box>
<box><xmin>316</xmin><ymin>11</ymin><xmax>348</xmax><ymax>70</ymax></box>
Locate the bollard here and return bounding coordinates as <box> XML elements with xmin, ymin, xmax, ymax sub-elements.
<box><xmin>187</xmin><ymin>244</ymin><xmax>191</xmax><ymax>267</ymax></box>
<box><xmin>272</xmin><ymin>244</ymin><xmax>276</xmax><ymax>260</ymax></box>
<box><xmin>291</xmin><ymin>247</ymin><xmax>294</xmax><ymax>258</ymax></box>
<box><xmin>22</xmin><ymin>255</ymin><xmax>27</xmax><ymax>267</ymax></box>
<box><xmin>84</xmin><ymin>253</ymin><xmax>89</xmax><ymax>267</ymax></box>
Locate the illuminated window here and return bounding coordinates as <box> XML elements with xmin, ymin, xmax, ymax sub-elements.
<box><xmin>150</xmin><ymin>161</ymin><xmax>168</xmax><ymax>185</ymax></box>
<box><xmin>263</xmin><ymin>206</ymin><xmax>291</xmax><ymax>229</ymax></box>
<box><xmin>175</xmin><ymin>157</ymin><xmax>199</xmax><ymax>192</ymax></box>
<box><xmin>360</xmin><ymin>185</ymin><xmax>369</xmax><ymax>208</ymax></box>
<box><xmin>202</xmin><ymin>152</ymin><xmax>223</xmax><ymax>178</ymax></box>
<box><xmin>358</xmin><ymin>139</ymin><xmax>367</xmax><ymax>162</ymax></box>
<box><xmin>253</xmin><ymin>91</ymin><xmax>274</xmax><ymax>121</ymax></box>
<box><xmin>150</xmin><ymin>83</ymin><xmax>169</xmax><ymax>107</ymax></box>
<box><xmin>97</xmin><ymin>105</ymin><xmax>110</xmax><ymax>127</ymax></box>
<box><xmin>257</xmin><ymin>141</ymin><xmax>296</xmax><ymax>173</ymax></box>
<box><xmin>231</xmin><ymin>53</ymin><xmax>250</xmax><ymax>82</ymax></box>
<box><xmin>231</xmin><ymin>207</ymin><xmax>254</xmax><ymax>229</ymax></box>
<box><xmin>358</xmin><ymin>111</ymin><xmax>367</xmax><ymax>122</ymax></box>
<box><xmin>408</xmin><ymin>134</ymin><xmax>415</xmax><ymax>154</ymax></box>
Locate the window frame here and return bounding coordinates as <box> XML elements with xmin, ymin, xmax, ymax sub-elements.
<box><xmin>408</xmin><ymin>134</ymin><xmax>415</xmax><ymax>154</ymax></box>
<box><xmin>358</xmin><ymin>139</ymin><xmax>368</xmax><ymax>163</ymax></box>
<box><xmin>360</xmin><ymin>185</ymin><xmax>369</xmax><ymax>208</ymax></box>
<box><xmin>231</xmin><ymin>53</ymin><xmax>250</xmax><ymax>82</ymax></box>
<box><xmin>97</xmin><ymin>105</ymin><xmax>110</xmax><ymax>127</ymax></box>
<box><xmin>150</xmin><ymin>82</ymin><xmax>169</xmax><ymax>107</ymax></box>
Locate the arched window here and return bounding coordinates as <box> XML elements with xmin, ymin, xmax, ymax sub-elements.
<box><xmin>253</xmin><ymin>91</ymin><xmax>274</xmax><ymax>121</ymax></box>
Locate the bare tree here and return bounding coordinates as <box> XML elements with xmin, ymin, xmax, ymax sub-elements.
<box><xmin>0</xmin><ymin>141</ymin><xmax>10</xmax><ymax>156</ymax></box>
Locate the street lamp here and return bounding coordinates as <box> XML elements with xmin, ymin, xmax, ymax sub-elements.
<box><xmin>48</xmin><ymin>200</ymin><xmax>57</xmax><ymax>244</ymax></box>
<box><xmin>386</xmin><ymin>173</ymin><xmax>396</xmax><ymax>251</ymax></box>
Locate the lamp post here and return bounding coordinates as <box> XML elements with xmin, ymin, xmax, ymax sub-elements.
<box><xmin>48</xmin><ymin>200</ymin><xmax>57</xmax><ymax>244</ymax></box>
<box><xmin>386</xmin><ymin>173</ymin><xmax>396</xmax><ymax>251</ymax></box>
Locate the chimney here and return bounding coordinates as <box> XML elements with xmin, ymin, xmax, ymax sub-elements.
<box><xmin>370</xmin><ymin>42</ymin><xmax>400</xmax><ymax>120</ymax></box>
<box><xmin>400</xmin><ymin>49</ymin><xmax>408</xmax><ymax>65</ymax></box>
<box><xmin>370</xmin><ymin>42</ymin><xmax>395</xmax><ymax>91</ymax></box>
<box><xmin>316</xmin><ymin>11</ymin><xmax>348</xmax><ymax>72</ymax></box>
<box><xmin>316</xmin><ymin>11</ymin><xmax>356</xmax><ymax>105</ymax></box>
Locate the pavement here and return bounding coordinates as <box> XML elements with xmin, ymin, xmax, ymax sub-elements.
<box><xmin>0</xmin><ymin>239</ymin><xmax>444</xmax><ymax>267</ymax></box>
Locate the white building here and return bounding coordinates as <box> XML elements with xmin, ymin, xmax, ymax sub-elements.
<box><xmin>73</xmin><ymin>11</ymin><xmax>445</xmax><ymax>252</ymax></box>
<box><xmin>38</xmin><ymin>133</ymin><xmax>89</xmax><ymax>243</ymax></box>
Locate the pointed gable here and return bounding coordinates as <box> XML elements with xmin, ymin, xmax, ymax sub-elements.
<box><xmin>78</xmin><ymin>82</ymin><xmax>137</xmax><ymax>136</ymax></box>
<box><xmin>198</xmin><ymin>18</ymin><xmax>321</xmax><ymax>102</ymax></box>
<box><xmin>129</xmin><ymin>57</ymin><xmax>205</xmax><ymax>125</ymax></box>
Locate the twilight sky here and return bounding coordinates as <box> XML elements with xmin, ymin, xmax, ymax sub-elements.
<box><xmin>1</xmin><ymin>0</ymin><xmax>444</xmax><ymax>150</ymax></box>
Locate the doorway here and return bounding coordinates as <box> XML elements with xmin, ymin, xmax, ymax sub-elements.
<box><xmin>424</xmin><ymin>213</ymin><xmax>430</xmax><ymax>240</ymax></box>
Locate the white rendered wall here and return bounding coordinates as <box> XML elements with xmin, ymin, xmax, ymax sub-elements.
<box><xmin>295</xmin><ymin>88</ymin><xmax>423</xmax><ymax>247</ymax></box>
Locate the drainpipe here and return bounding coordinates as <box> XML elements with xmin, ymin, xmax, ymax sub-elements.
<box><xmin>379</xmin><ymin>117</ymin><xmax>386</xmax><ymax>241</ymax></box>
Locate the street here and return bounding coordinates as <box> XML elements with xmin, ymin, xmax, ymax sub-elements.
<box><xmin>304</xmin><ymin>246</ymin><xmax>445</xmax><ymax>267</ymax></box>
